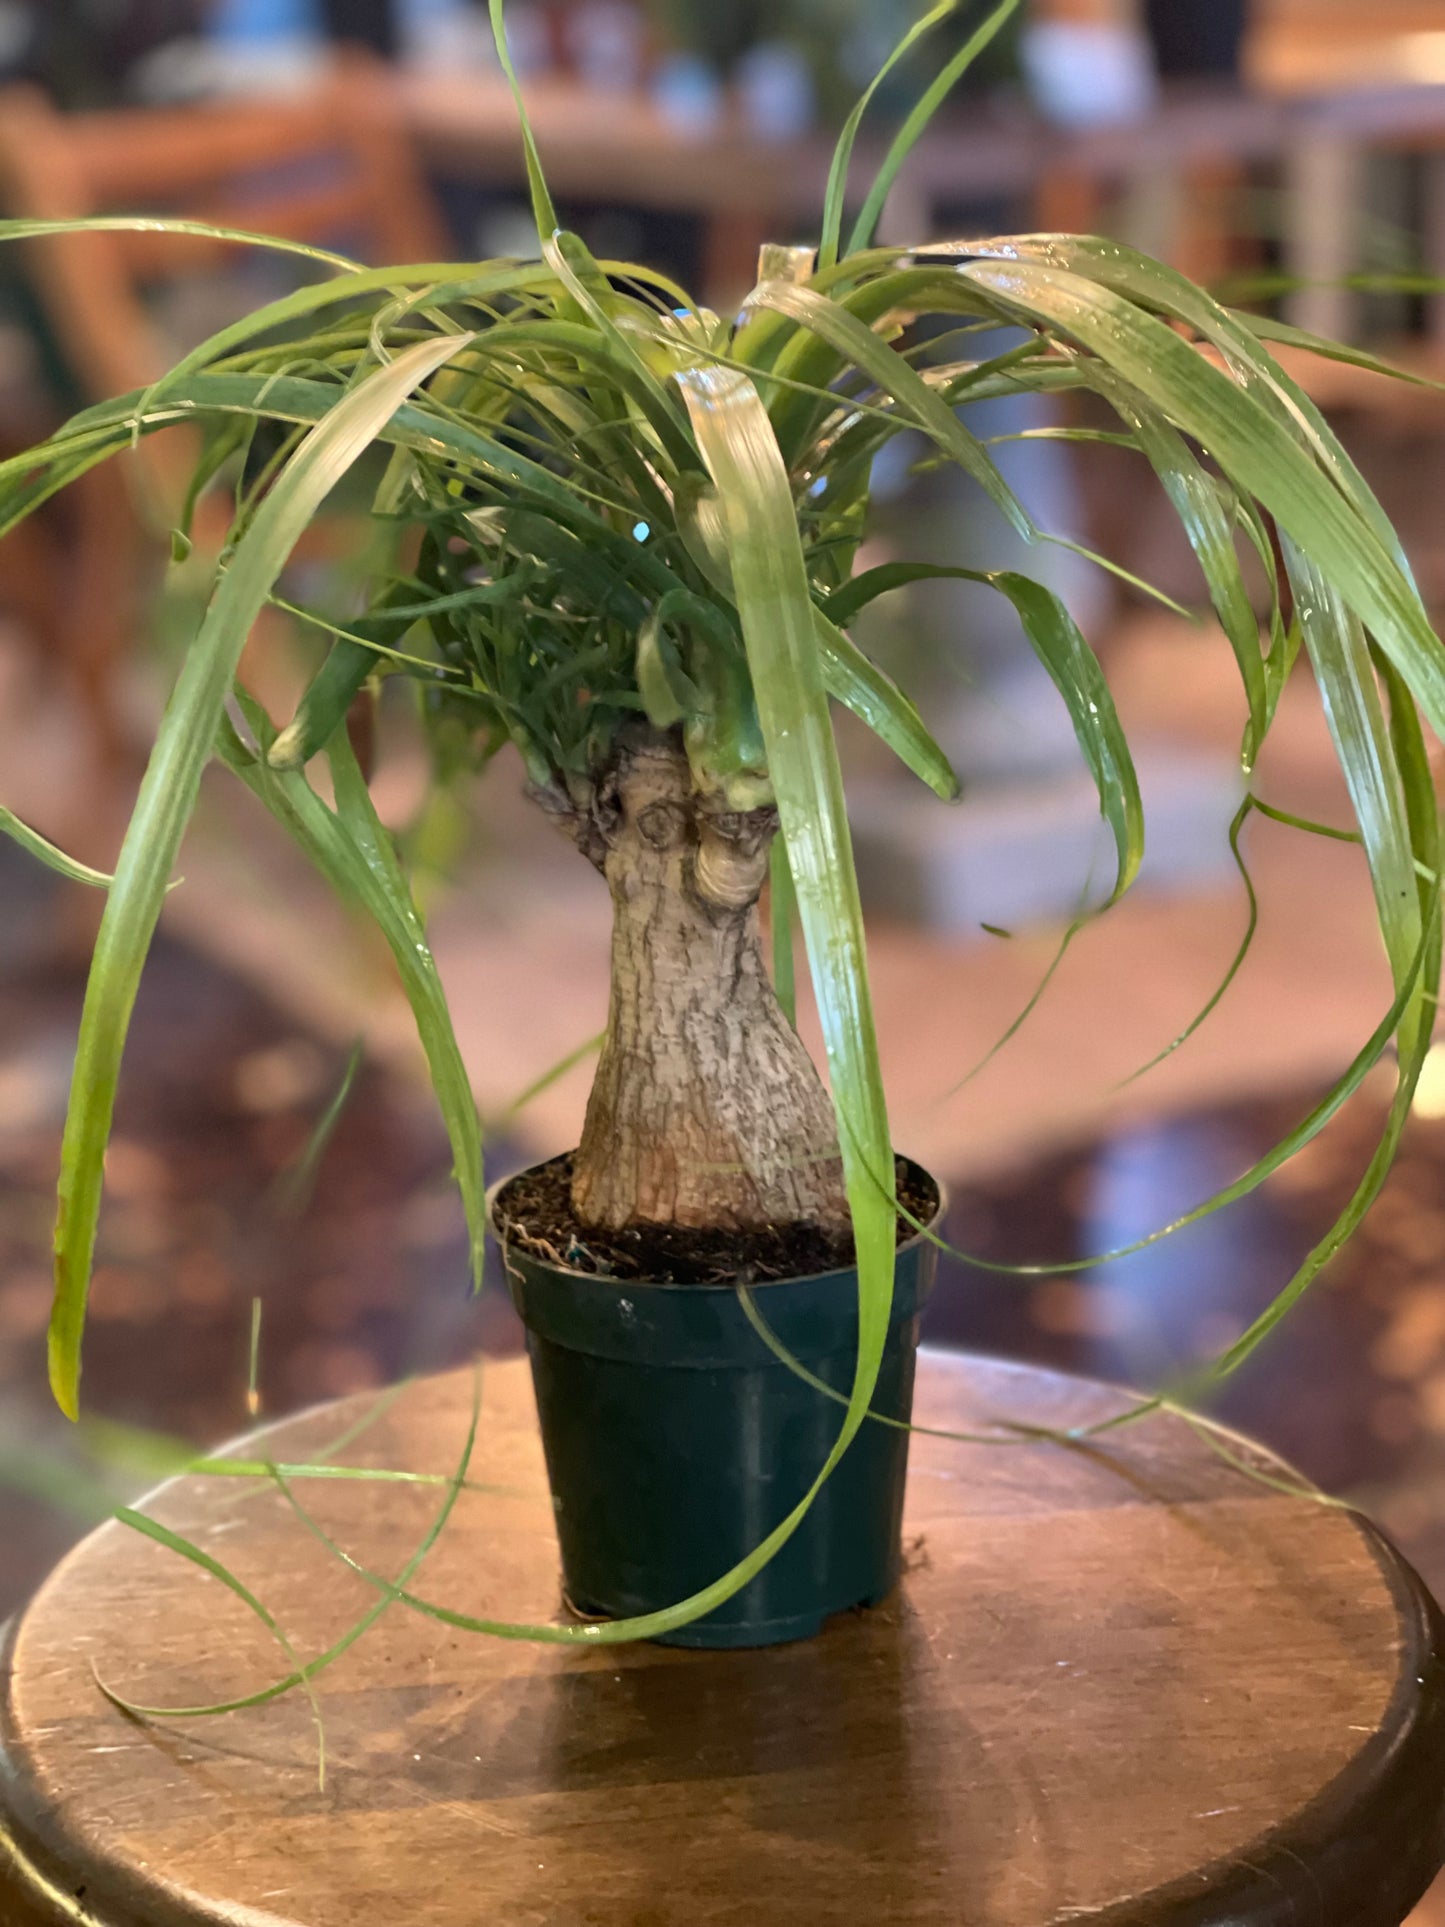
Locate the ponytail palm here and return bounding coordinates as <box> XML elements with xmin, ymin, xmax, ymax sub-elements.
<box><xmin>0</xmin><ymin>0</ymin><xmax>1439</xmax><ymax>1610</ymax></box>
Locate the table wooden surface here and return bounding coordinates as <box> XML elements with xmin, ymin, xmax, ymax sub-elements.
<box><xmin>1</xmin><ymin>1350</ymin><xmax>1443</xmax><ymax>1925</ymax></box>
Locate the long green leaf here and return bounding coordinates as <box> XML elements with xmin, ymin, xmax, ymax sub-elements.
<box><xmin>846</xmin><ymin>0</ymin><xmax>1023</xmax><ymax>258</ymax></box>
<box><xmin>0</xmin><ymin>213</ymin><xmax>360</xmax><ymax>273</ymax></box>
<box><xmin>267</xmin><ymin>1039</ymin><xmax>363</xmax><ymax>1220</ymax></box>
<box><xmin>990</xmin><ymin>571</ymin><xmax>1142</xmax><ymax>905</ymax></box>
<box><xmin>675</xmin><ymin>469</ymin><xmax>958</xmax><ymax>795</ymax></box>
<box><xmin>1116</xmin><ymin>797</ymin><xmax>1259</xmax><ymax>1087</ymax></box>
<box><xmin>540</xmin><ymin>231</ymin><xmax>696</xmax><ymax>467</ymax></box>
<box><xmin>1087</xmin><ymin>377</ymin><xmax>1267</xmax><ymax>767</ymax></box>
<box><xmin>489</xmin><ymin>0</ymin><xmax>558</xmax><ymax>240</ymax></box>
<box><xmin>1192</xmin><ymin>967</ymin><xmax>1436</xmax><ymax>1390</ymax></box>
<box><xmin>747</xmin><ymin>278</ymin><xmax>1033</xmax><ymax>539</ymax></box>
<box><xmin>679</xmin><ymin>362</ymin><xmax>894</xmax><ymax>1534</ymax></box>
<box><xmin>2</xmin><ymin>370</ymin><xmax>682</xmax><ymax>574</ymax></box>
<box><xmin>1284</xmin><ymin>542</ymin><xmax>1423</xmax><ymax>1051</ymax></box>
<box><xmin>1189</xmin><ymin>659</ymin><xmax>1442</xmax><ymax>1385</ymax></box>
<box><xmin>825</xmin><ymin>561</ymin><xmax>1142</xmax><ymax>903</ymax></box>
<box><xmin>818</xmin><ymin>0</ymin><xmax>962</xmax><ymax>272</ymax></box>
<box><xmin>954</xmin><ymin>235</ymin><xmax>1408</xmax><ymax>566</ymax></box>
<box><xmin>269</xmin><ymin>578</ymin><xmax>430</xmax><ymax>770</ymax></box>
<box><xmin>122</xmin><ymin>1313</ymin><xmax>898</xmax><ymax>1652</ymax></box>
<box><xmin>870</xmin><ymin>912</ymin><xmax>1430</xmax><ymax>1296</ymax></box>
<box><xmin>99</xmin><ymin>1368</ymin><xmax>482</xmax><ymax>1721</ymax></box>
<box><xmin>109</xmin><ymin>1507</ymin><xmax>328</xmax><ymax>1786</ymax></box>
<box><xmin>1238</xmin><ymin>313</ymin><xmax>1445</xmax><ymax>393</ymax></box>
<box><xmin>130</xmin><ymin>260</ymin><xmax>587</xmax><ymax>431</ymax></box>
<box><xmin>217</xmin><ymin>708</ymin><xmax>485</xmax><ymax>1290</ymax></box>
<box><xmin>48</xmin><ymin>331</ymin><xmax>473</xmax><ymax>1419</ymax></box>
<box><xmin>815</xmin><ymin>613</ymin><xmax>960</xmax><ymax>800</ymax></box>
<box><xmin>1</xmin><ymin>807</ymin><xmax>116</xmax><ymax>889</ymax></box>
<box><xmin>956</xmin><ymin>257</ymin><xmax>1445</xmax><ymax>740</ymax></box>
<box><xmin>770</xmin><ymin>835</ymin><xmax>798</xmax><ymax>1028</ymax></box>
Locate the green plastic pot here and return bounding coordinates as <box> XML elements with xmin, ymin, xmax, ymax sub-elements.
<box><xmin>491</xmin><ymin>1156</ymin><xmax>942</xmax><ymax>1648</ymax></box>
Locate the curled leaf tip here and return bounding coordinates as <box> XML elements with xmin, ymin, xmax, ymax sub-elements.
<box><xmin>47</xmin><ymin>1330</ymin><xmax>80</xmax><ymax>1422</ymax></box>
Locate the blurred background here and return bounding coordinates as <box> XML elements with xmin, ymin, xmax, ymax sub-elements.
<box><xmin>4</xmin><ymin>0</ymin><xmax>1445</xmax><ymax>1895</ymax></box>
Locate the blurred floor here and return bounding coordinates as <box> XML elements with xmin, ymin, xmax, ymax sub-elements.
<box><xmin>0</xmin><ymin>846</ymin><xmax>524</xmax><ymax>1612</ymax></box>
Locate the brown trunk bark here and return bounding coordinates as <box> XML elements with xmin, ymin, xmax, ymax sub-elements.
<box><xmin>535</xmin><ymin>727</ymin><xmax>850</xmax><ymax>1237</ymax></box>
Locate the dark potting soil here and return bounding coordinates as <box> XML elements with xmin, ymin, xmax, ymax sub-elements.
<box><xmin>493</xmin><ymin>1152</ymin><xmax>939</xmax><ymax>1283</ymax></box>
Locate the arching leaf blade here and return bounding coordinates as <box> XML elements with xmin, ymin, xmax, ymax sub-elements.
<box><xmin>1</xmin><ymin>807</ymin><xmax>116</xmax><ymax>890</ymax></box>
<box><xmin>678</xmin><ymin>361</ymin><xmax>893</xmax><ymax>1540</ymax></box>
<box><xmin>1238</xmin><ymin>313</ymin><xmax>1445</xmax><ymax>393</ymax></box>
<box><xmin>1284</xmin><ymin>542</ymin><xmax>1425</xmax><ymax>1056</ymax></box>
<box><xmin>1193</xmin><ymin>652</ymin><xmax>1442</xmax><ymax>1385</ymax></box>
<box><xmin>823</xmin><ymin>560</ymin><xmax>1141</xmax><ymax>903</ymax></box>
<box><xmin>846</xmin><ymin>0</ymin><xmax>1024</xmax><ymax>258</ymax></box>
<box><xmin>0</xmin><ymin>212</ymin><xmax>360</xmax><ymax>272</ymax></box>
<box><xmin>217</xmin><ymin>708</ymin><xmax>485</xmax><ymax>1292</ymax></box>
<box><xmin>108</xmin><ymin>1507</ymin><xmax>328</xmax><ymax>1785</ymax></box>
<box><xmin>958</xmin><ymin>258</ymin><xmax>1445</xmax><ymax>738</ymax></box>
<box><xmin>47</xmin><ymin>331</ymin><xmax>474</xmax><ymax>1419</ymax></box>
<box><xmin>488</xmin><ymin>0</ymin><xmax>558</xmax><ymax>240</ymax></box>
<box><xmin>1086</xmin><ymin>376</ymin><xmax>1267</xmax><ymax>763</ymax></box>
<box><xmin>953</xmin><ymin>236</ymin><xmax>1406</xmax><ymax>566</ymax></box>
<box><xmin>770</xmin><ymin>834</ymin><xmax>798</xmax><ymax>1027</ymax></box>
<box><xmin>818</xmin><ymin>0</ymin><xmax>961</xmax><ymax>272</ymax></box>
<box><xmin>814</xmin><ymin>611</ymin><xmax>960</xmax><ymax>800</ymax></box>
<box><xmin>747</xmin><ymin>278</ymin><xmax>1033</xmax><ymax>539</ymax></box>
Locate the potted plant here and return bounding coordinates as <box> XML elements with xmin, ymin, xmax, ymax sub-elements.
<box><xmin>1</xmin><ymin>0</ymin><xmax>1440</xmax><ymax>1649</ymax></box>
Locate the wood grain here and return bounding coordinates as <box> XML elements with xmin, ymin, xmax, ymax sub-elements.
<box><xmin>0</xmin><ymin>1351</ymin><xmax>1442</xmax><ymax>1926</ymax></box>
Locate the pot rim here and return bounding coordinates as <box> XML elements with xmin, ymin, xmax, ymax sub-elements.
<box><xmin>486</xmin><ymin>1151</ymin><xmax>948</xmax><ymax>1296</ymax></box>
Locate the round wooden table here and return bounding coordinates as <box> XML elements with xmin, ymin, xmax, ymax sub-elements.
<box><xmin>1</xmin><ymin>1351</ymin><xmax>1443</xmax><ymax>1926</ymax></box>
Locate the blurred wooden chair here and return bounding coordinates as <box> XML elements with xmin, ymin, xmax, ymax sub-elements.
<box><xmin>0</xmin><ymin>53</ymin><xmax>449</xmax><ymax>787</ymax></box>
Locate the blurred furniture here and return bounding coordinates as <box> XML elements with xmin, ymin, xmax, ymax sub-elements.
<box><xmin>403</xmin><ymin>51</ymin><xmax>1445</xmax><ymax>343</ymax></box>
<box><xmin>319</xmin><ymin>0</ymin><xmax>397</xmax><ymax>58</ymax></box>
<box><xmin>1247</xmin><ymin>1</ymin><xmax>1445</xmax><ymax>94</ymax></box>
<box><xmin>0</xmin><ymin>52</ymin><xmax>448</xmax><ymax>778</ymax></box>
<box><xmin>1279</xmin><ymin>83</ymin><xmax>1445</xmax><ymax>348</ymax></box>
<box><xmin>1146</xmin><ymin>0</ymin><xmax>1248</xmax><ymax>78</ymax></box>
<box><xmin>401</xmin><ymin>67</ymin><xmax>1285</xmax><ymax>293</ymax></box>
<box><xmin>0</xmin><ymin>1351</ymin><xmax>1442</xmax><ymax>1924</ymax></box>
<box><xmin>1245</xmin><ymin>2</ymin><xmax>1445</xmax><ymax>348</ymax></box>
<box><xmin>2</xmin><ymin>0</ymin><xmax>211</xmax><ymax>111</ymax></box>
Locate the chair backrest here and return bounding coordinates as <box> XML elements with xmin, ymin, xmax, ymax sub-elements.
<box><xmin>0</xmin><ymin>53</ymin><xmax>450</xmax><ymax>404</ymax></box>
